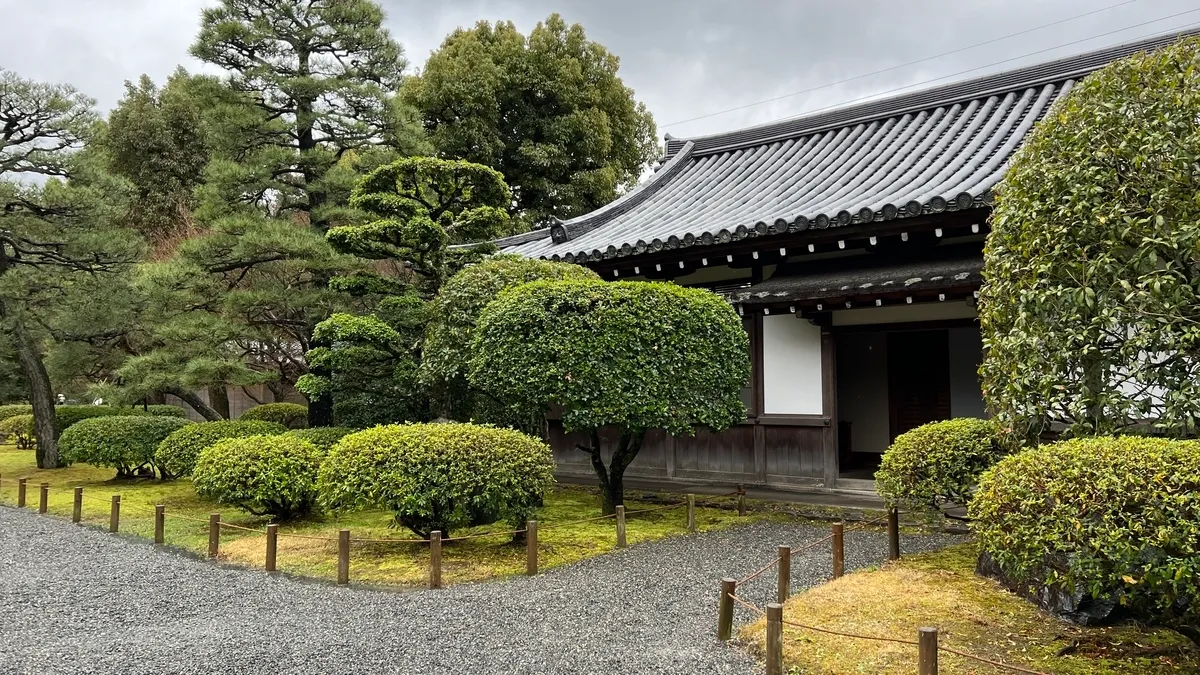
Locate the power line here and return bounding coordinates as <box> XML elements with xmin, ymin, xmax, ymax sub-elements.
<box><xmin>662</xmin><ymin>0</ymin><xmax>1145</xmax><ymax>129</ymax></box>
<box><xmin>671</xmin><ymin>10</ymin><xmax>1200</xmax><ymax>135</ymax></box>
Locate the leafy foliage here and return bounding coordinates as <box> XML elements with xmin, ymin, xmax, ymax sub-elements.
<box><xmin>284</xmin><ymin>427</ymin><xmax>355</xmax><ymax>452</ymax></box>
<box><xmin>422</xmin><ymin>255</ymin><xmax>599</xmax><ymax>423</ymax></box>
<box><xmin>970</xmin><ymin>437</ymin><xmax>1200</xmax><ymax>643</ymax></box>
<box><xmin>193</xmin><ymin>435</ymin><xmax>323</xmax><ymax>520</ymax></box>
<box><xmin>0</xmin><ymin>404</ymin><xmax>32</xmax><ymax>421</ymax></box>
<box><xmin>239</xmin><ymin>403</ymin><xmax>309</xmax><ymax>429</ymax></box>
<box><xmin>404</xmin><ymin>14</ymin><xmax>658</xmax><ymax>224</ymax></box>
<box><xmin>318</xmin><ymin>423</ymin><xmax>555</xmax><ymax>538</ymax></box>
<box><xmin>154</xmin><ymin>419</ymin><xmax>286</xmax><ymax>479</ymax></box>
<box><xmin>53</xmin><ymin>405</ymin><xmax>135</xmax><ymax>432</ymax></box>
<box><xmin>0</xmin><ymin>414</ymin><xmax>34</xmax><ymax>449</ymax></box>
<box><xmin>980</xmin><ymin>37</ymin><xmax>1200</xmax><ymax>446</ymax></box>
<box><xmin>875</xmin><ymin>418</ymin><xmax>1004</xmax><ymax>515</ymax></box>
<box><xmin>140</xmin><ymin>405</ymin><xmax>189</xmax><ymax>418</ymax></box>
<box><xmin>60</xmin><ymin>415</ymin><xmax>191</xmax><ymax>479</ymax></box>
<box><xmin>469</xmin><ymin>280</ymin><xmax>748</xmax><ymax>513</ymax></box>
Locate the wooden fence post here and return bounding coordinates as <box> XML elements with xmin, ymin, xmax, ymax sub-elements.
<box><xmin>38</xmin><ymin>483</ymin><xmax>48</xmax><ymax>514</ymax></box>
<box><xmin>208</xmin><ymin>513</ymin><xmax>220</xmax><ymax>557</ymax></box>
<box><xmin>919</xmin><ymin>627</ymin><xmax>939</xmax><ymax>675</ymax></box>
<box><xmin>429</xmin><ymin>530</ymin><xmax>442</xmax><ymax>589</ymax></box>
<box><xmin>17</xmin><ymin>478</ymin><xmax>26</xmax><ymax>507</ymax></box>
<box><xmin>72</xmin><ymin>487</ymin><xmax>82</xmax><ymax>524</ymax></box>
<box><xmin>717</xmin><ymin>577</ymin><xmax>736</xmax><ymax>641</ymax></box>
<box><xmin>109</xmin><ymin>495</ymin><xmax>121</xmax><ymax>533</ymax></box>
<box><xmin>265</xmin><ymin>524</ymin><xmax>279</xmax><ymax>572</ymax></box>
<box><xmin>526</xmin><ymin>520</ymin><xmax>538</xmax><ymax>576</ymax></box>
<box><xmin>154</xmin><ymin>505</ymin><xmax>165</xmax><ymax>544</ymax></box>
<box><xmin>337</xmin><ymin>529</ymin><xmax>350</xmax><ymax>585</ymax></box>
<box><xmin>765</xmin><ymin>602</ymin><xmax>784</xmax><ymax>675</ymax></box>
<box><xmin>615</xmin><ymin>505</ymin><xmax>627</xmax><ymax>548</ymax></box>
<box><xmin>832</xmin><ymin>521</ymin><xmax>845</xmax><ymax>579</ymax></box>
<box><xmin>777</xmin><ymin>545</ymin><xmax>792</xmax><ymax>604</ymax></box>
<box><xmin>888</xmin><ymin>507</ymin><xmax>901</xmax><ymax>561</ymax></box>
<box><xmin>687</xmin><ymin>494</ymin><xmax>697</xmax><ymax>533</ymax></box>
<box><xmin>737</xmin><ymin>486</ymin><xmax>746</xmax><ymax>516</ymax></box>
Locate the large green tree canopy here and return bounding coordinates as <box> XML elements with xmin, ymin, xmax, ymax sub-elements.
<box><xmin>469</xmin><ymin>280</ymin><xmax>749</xmax><ymax>513</ymax></box>
<box><xmin>980</xmin><ymin>37</ymin><xmax>1200</xmax><ymax>446</ymax></box>
<box><xmin>403</xmin><ymin>14</ymin><xmax>659</xmax><ymax>225</ymax></box>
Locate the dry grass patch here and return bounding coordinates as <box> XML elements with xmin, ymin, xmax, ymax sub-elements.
<box><xmin>0</xmin><ymin>445</ymin><xmax>765</xmax><ymax>587</ymax></box>
<box><xmin>740</xmin><ymin>544</ymin><xmax>1198</xmax><ymax>675</ymax></box>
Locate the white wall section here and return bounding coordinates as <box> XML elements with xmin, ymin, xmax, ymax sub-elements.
<box><xmin>762</xmin><ymin>315</ymin><xmax>823</xmax><ymax>415</ymax></box>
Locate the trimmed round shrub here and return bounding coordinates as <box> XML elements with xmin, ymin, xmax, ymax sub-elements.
<box><xmin>155</xmin><ymin>420</ymin><xmax>287</xmax><ymax>479</ymax></box>
<box><xmin>139</xmin><ymin>405</ymin><xmax>189</xmax><ymax>418</ymax></box>
<box><xmin>970</xmin><ymin>437</ymin><xmax>1200</xmax><ymax>642</ymax></box>
<box><xmin>318</xmin><ymin>423</ymin><xmax>556</xmax><ymax>538</ymax></box>
<box><xmin>284</xmin><ymin>427</ymin><xmax>354</xmax><ymax>452</ymax></box>
<box><xmin>875</xmin><ymin>418</ymin><xmax>1003</xmax><ymax>514</ymax></box>
<box><xmin>0</xmin><ymin>404</ymin><xmax>32</xmax><ymax>422</ymax></box>
<box><xmin>0</xmin><ymin>414</ymin><xmax>35</xmax><ymax>449</ymax></box>
<box><xmin>53</xmin><ymin>405</ymin><xmax>130</xmax><ymax>432</ymax></box>
<box><xmin>193</xmin><ymin>435</ymin><xmax>323</xmax><ymax>520</ymax></box>
<box><xmin>60</xmin><ymin>416</ymin><xmax>192</xmax><ymax>479</ymax></box>
<box><xmin>240</xmin><ymin>403</ymin><xmax>308</xmax><ymax>429</ymax></box>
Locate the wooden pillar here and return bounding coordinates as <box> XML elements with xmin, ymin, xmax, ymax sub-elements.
<box><xmin>525</xmin><ymin>520</ymin><xmax>538</xmax><ymax>576</ymax></box>
<box><xmin>888</xmin><ymin>507</ymin><xmax>901</xmax><ymax>561</ymax></box>
<box><xmin>832</xmin><ymin>521</ymin><xmax>845</xmax><ymax>578</ymax></box>
<box><xmin>777</xmin><ymin>545</ymin><xmax>792</xmax><ymax>603</ymax></box>
<box><xmin>429</xmin><ymin>531</ymin><xmax>442</xmax><ymax>589</ymax></box>
<box><xmin>17</xmin><ymin>478</ymin><xmax>26</xmax><ymax>507</ymax></box>
<box><xmin>265</xmin><ymin>524</ymin><xmax>279</xmax><ymax>572</ymax></box>
<box><xmin>737</xmin><ymin>487</ymin><xmax>747</xmax><ymax>517</ymax></box>
<box><xmin>687</xmin><ymin>494</ymin><xmax>696</xmax><ymax>533</ymax></box>
<box><xmin>615</xmin><ymin>505</ymin><xmax>627</xmax><ymax>548</ymax></box>
<box><xmin>207</xmin><ymin>513</ymin><xmax>220</xmax><ymax>557</ymax></box>
<box><xmin>38</xmin><ymin>483</ymin><xmax>48</xmax><ymax>514</ymax></box>
<box><xmin>765</xmin><ymin>603</ymin><xmax>784</xmax><ymax>675</ymax></box>
<box><xmin>109</xmin><ymin>495</ymin><xmax>121</xmax><ymax>533</ymax></box>
<box><xmin>717</xmin><ymin>578</ymin><xmax>736</xmax><ymax>641</ymax></box>
<box><xmin>919</xmin><ymin>627</ymin><xmax>939</xmax><ymax>674</ymax></box>
<box><xmin>821</xmin><ymin>329</ymin><xmax>839</xmax><ymax>489</ymax></box>
<box><xmin>337</xmin><ymin>529</ymin><xmax>350</xmax><ymax>585</ymax></box>
<box><xmin>72</xmin><ymin>487</ymin><xmax>82</xmax><ymax>523</ymax></box>
<box><xmin>154</xmin><ymin>505</ymin><xmax>165</xmax><ymax>544</ymax></box>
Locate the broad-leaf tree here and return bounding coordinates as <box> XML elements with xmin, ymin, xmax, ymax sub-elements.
<box><xmin>470</xmin><ymin>280</ymin><xmax>749</xmax><ymax>513</ymax></box>
<box><xmin>981</xmin><ymin>36</ymin><xmax>1200</xmax><ymax>447</ymax></box>
<box><xmin>404</xmin><ymin>14</ymin><xmax>659</xmax><ymax>225</ymax></box>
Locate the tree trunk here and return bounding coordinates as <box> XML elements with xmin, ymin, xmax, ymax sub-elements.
<box><xmin>12</xmin><ymin>318</ymin><xmax>60</xmax><ymax>468</ymax></box>
<box><xmin>579</xmin><ymin>429</ymin><xmax>647</xmax><ymax>515</ymax></box>
<box><xmin>165</xmin><ymin>386</ymin><xmax>224</xmax><ymax>421</ymax></box>
<box><xmin>208</xmin><ymin>386</ymin><xmax>231</xmax><ymax>419</ymax></box>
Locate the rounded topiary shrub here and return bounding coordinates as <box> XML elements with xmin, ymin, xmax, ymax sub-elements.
<box><xmin>284</xmin><ymin>427</ymin><xmax>355</xmax><ymax>452</ymax></box>
<box><xmin>53</xmin><ymin>405</ymin><xmax>130</xmax><ymax>432</ymax></box>
<box><xmin>318</xmin><ymin>423</ymin><xmax>556</xmax><ymax>538</ymax></box>
<box><xmin>0</xmin><ymin>414</ymin><xmax>35</xmax><ymax>449</ymax></box>
<box><xmin>60</xmin><ymin>416</ymin><xmax>192</xmax><ymax>479</ymax></box>
<box><xmin>240</xmin><ymin>403</ymin><xmax>308</xmax><ymax>429</ymax></box>
<box><xmin>970</xmin><ymin>437</ymin><xmax>1200</xmax><ymax>642</ymax></box>
<box><xmin>875</xmin><ymin>418</ymin><xmax>1003</xmax><ymax>514</ymax></box>
<box><xmin>0</xmin><ymin>404</ymin><xmax>32</xmax><ymax>422</ymax></box>
<box><xmin>193</xmin><ymin>435</ymin><xmax>323</xmax><ymax>520</ymax></box>
<box><xmin>140</xmin><ymin>405</ymin><xmax>189</xmax><ymax>418</ymax></box>
<box><xmin>155</xmin><ymin>420</ymin><xmax>287</xmax><ymax>479</ymax></box>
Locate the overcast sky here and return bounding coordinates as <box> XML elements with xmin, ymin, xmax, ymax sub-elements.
<box><xmin>2</xmin><ymin>0</ymin><xmax>1199</xmax><ymax>140</ymax></box>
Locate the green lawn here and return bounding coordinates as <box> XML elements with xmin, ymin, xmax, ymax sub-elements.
<box><xmin>0</xmin><ymin>445</ymin><xmax>765</xmax><ymax>586</ymax></box>
<box><xmin>740</xmin><ymin>543</ymin><xmax>1199</xmax><ymax>674</ymax></box>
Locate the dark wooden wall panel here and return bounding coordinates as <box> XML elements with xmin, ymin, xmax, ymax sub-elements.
<box><xmin>763</xmin><ymin>426</ymin><xmax>825</xmax><ymax>481</ymax></box>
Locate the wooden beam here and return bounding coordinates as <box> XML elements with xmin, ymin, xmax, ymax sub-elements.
<box><xmin>821</xmin><ymin>329</ymin><xmax>839</xmax><ymax>488</ymax></box>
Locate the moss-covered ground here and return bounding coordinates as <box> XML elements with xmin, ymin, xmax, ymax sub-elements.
<box><xmin>739</xmin><ymin>543</ymin><xmax>1199</xmax><ymax>674</ymax></box>
<box><xmin>0</xmin><ymin>445</ymin><xmax>768</xmax><ymax>587</ymax></box>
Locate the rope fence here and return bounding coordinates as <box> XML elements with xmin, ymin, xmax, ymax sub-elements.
<box><xmin>715</xmin><ymin>510</ymin><xmax>1052</xmax><ymax>675</ymax></box>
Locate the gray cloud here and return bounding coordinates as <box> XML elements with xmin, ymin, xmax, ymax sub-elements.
<box><xmin>2</xmin><ymin>0</ymin><xmax>1197</xmax><ymax>139</ymax></box>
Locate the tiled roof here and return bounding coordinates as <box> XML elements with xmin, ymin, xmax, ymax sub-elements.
<box><xmin>504</xmin><ymin>28</ymin><xmax>1199</xmax><ymax>263</ymax></box>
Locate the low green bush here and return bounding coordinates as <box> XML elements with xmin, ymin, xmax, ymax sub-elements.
<box><xmin>155</xmin><ymin>420</ymin><xmax>287</xmax><ymax>478</ymax></box>
<box><xmin>318</xmin><ymin>423</ymin><xmax>555</xmax><ymax>538</ymax></box>
<box><xmin>193</xmin><ymin>435</ymin><xmax>323</xmax><ymax>520</ymax></box>
<box><xmin>0</xmin><ymin>404</ymin><xmax>32</xmax><ymax>422</ymax></box>
<box><xmin>970</xmin><ymin>437</ymin><xmax>1200</xmax><ymax>642</ymax></box>
<box><xmin>0</xmin><ymin>414</ymin><xmax>35</xmax><ymax>449</ymax></box>
<box><xmin>138</xmin><ymin>405</ymin><xmax>189</xmax><ymax>418</ymax></box>
<box><xmin>875</xmin><ymin>418</ymin><xmax>1004</xmax><ymax>514</ymax></box>
<box><xmin>53</xmin><ymin>405</ymin><xmax>130</xmax><ymax>432</ymax></box>
<box><xmin>240</xmin><ymin>403</ymin><xmax>308</xmax><ymax>429</ymax></box>
<box><xmin>284</xmin><ymin>427</ymin><xmax>355</xmax><ymax>452</ymax></box>
<box><xmin>60</xmin><ymin>416</ymin><xmax>192</xmax><ymax>479</ymax></box>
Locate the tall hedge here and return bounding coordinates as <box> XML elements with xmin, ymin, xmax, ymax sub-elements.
<box><xmin>284</xmin><ymin>427</ymin><xmax>355</xmax><ymax>452</ymax></box>
<box><xmin>0</xmin><ymin>404</ymin><xmax>32</xmax><ymax>422</ymax></box>
<box><xmin>980</xmin><ymin>37</ymin><xmax>1200</xmax><ymax>445</ymax></box>
<box><xmin>875</xmin><ymin>418</ymin><xmax>1003</xmax><ymax>514</ymax></box>
<box><xmin>318</xmin><ymin>423</ymin><xmax>555</xmax><ymax>538</ymax></box>
<box><xmin>155</xmin><ymin>420</ymin><xmax>287</xmax><ymax>478</ymax></box>
<box><xmin>240</xmin><ymin>403</ymin><xmax>308</xmax><ymax>429</ymax></box>
<box><xmin>970</xmin><ymin>437</ymin><xmax>1199</xmax><ymax>643</ymax></box>
<box><xmin>60</xmin><ymin>416</ymin><xmax>192</xmax><ymax>479</ymax></box>
<box><xmin>469</xmin><ymin>280</ymin><xmax>748</xmax><ymax>513</ymax></box>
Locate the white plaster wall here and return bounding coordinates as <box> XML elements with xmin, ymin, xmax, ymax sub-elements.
<box><xmin>761</xmin><ymin>315</ymin><xmax>823</xmax><ymax>415</ymax></box>
<box><xmin>832</xmin><ymin>301</ymin><xmax>978</xmax><ymax>326</ymax></box>
<box><xmin>948</xmin><ymin>326</ymin><xmax>987</xmax><ymax>419</ymax></box>
<box><xmin>836</xmin><ymin>332</ymin><xmax>891</xmax><ymax>454</ymax></box>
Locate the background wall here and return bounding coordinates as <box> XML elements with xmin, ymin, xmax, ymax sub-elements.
<box><xmin>948</xmin><ymin>325</ymin><xmax>987</xmax><ymax>419</ymax></box>
<box><xmin>836</xmin><ymin>332</ymin><xmax>890</xmax><ymax>455</ymax></box>
<box><xmin>761</xmin><ymin>315</ymin><xmax>823</xmax><ymax>415</ymax></box>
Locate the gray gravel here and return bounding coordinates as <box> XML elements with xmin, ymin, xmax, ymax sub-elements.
<box><xmin>0</xmin><ymin>506</ymin><xmax>964</xmax><ymax>675</ymax></box>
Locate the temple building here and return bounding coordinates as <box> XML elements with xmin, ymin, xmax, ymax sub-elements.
<box><xmin>497</xmin><ymin>31</ymin><xmax>1189</xmax><ymax>496</ymax></box>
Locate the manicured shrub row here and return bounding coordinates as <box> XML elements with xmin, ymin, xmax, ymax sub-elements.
<box><xmin>0</xmin><ymin>404</ymin><xmax>32</xmax><ymax>422</ymax></box>
<box><xmin>875</xmin><ymin>418</ymin><xmax>1003</xmax><ymax>514</ymax></box>
<box><xmin>970</xmin><ymin>436</ymin><xmax>1199</xmax><ymax>640</ymax></box>
<box><xmin>284</xmin><ymin>427</ymin><xmax>354</xmax><ymax>452</ymax></box>
<box><xmin>140</xmin><ymin>405</ymin><xmax>189</xmax><ymax>418</ymax></box>
<box><xmin>193</xmin><ymin>435</ymin><xmax>323</xmax><ymax>520</ymax></box>
<box><xmin>318</xmin><ymin>423</ymin><xmax>555</xmax><ymax>538</ymax></box>
<box><xmin>60</xmin><ymin>416</ymin><xmax>193</xmax><ymax>479</ymax></box>
<box><xmin>240</xmin><ymin>403</ymin><xmax>308</xmax><ymax>429</ymax></box>
<box><xmin>155</xmin><ymin>420</ymin><xmax>287</xmax><ymax>478</ymax></box>
<box><xmin>0</xmin><ymin>414</ymin><xmax>35</xmax><ymax>449</ymax></box>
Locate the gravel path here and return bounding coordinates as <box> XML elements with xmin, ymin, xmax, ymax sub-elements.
<box><xmin>0</xmin><ymin>506</ymin><xmax>964</xmax><ymax>675</ymax></box>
